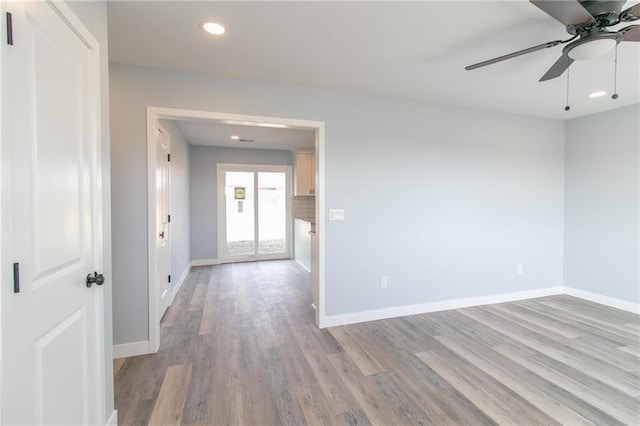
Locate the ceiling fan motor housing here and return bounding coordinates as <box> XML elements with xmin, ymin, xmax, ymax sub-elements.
<box><xmin>573</xmin><ymin>0</ymin><xmax>626</xmax><ymax>30</ymax></box>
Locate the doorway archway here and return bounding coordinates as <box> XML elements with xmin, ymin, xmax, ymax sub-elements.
<box><xmin>146</xmin><ymin>107</ymin><xmax>326</xmax><ymax>352</ymax></box>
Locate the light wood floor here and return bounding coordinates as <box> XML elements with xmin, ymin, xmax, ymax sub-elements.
<box><xmin>114</xmin><ymin>261</ymin><xmax>640</xmax><ymax>425</ymax></box>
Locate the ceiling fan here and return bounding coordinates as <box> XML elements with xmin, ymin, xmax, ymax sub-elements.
<box><xmin>466</xmin><ymin>0</ymin><xmax>640</xmax><ymax>81</ymax></box>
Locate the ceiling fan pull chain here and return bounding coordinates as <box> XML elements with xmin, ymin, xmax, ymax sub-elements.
<box><xmin>612</xmin><ymin>44</ymin><xmax>619</xmax><ymax>100</ymax></box>
<box><xmin>564</xmin><ymin>67</ymin><xmax>571</xmax><ymax>111</ymax></box>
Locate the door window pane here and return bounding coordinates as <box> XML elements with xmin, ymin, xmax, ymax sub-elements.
<box><xmin>258</xmin><ymin>172</ymin><xmax>286</xmax><ymax>254</ymax></box>
<box><xmin>225</xmin><ymin>171</ymin><xmax>255</xmax><ymax>256</ymax></box>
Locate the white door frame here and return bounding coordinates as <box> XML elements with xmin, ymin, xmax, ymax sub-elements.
<box><xmin>217</xmin><ymin>163</ymin><xmax>293</xmax><ymax>263</ymax></box>
<box><xmin>146</xmin><ymin>107</ymin><xmax>326</xmax><ymax>352</ymax></box>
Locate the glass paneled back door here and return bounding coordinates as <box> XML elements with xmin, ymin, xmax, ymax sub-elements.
<box><xmin>218</xmin><ymin>164</ymin><xmax>292</xmax><ymax>262</ymax></box>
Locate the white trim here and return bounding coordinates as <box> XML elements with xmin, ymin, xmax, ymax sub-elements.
<box><xmin>315</xmin><ymin>126</ymin><xmax>324</xmax><ymax>328</ymax></box>
<box><xmin>191</xmin><ymin>258</ymin><xmax>221</xmax><ymax>267</ymax></box>
<box><xmin>321</xmin><ymin>287</ymin><xmax>564</xmax><ymax>328</ymax></box>
<box><xmin>146</xmin><ymin>110</ymin><xmax>160</xmax><ymax>353</ymax></box>
<box><xmin>168</xmin><ymin>264</ymin><xmax>191</xmax><ymax>306</ymax></box>
<box><xmin>113</xmin><ymin>341</ymin><xmax>150</xmax><ymax>359</ymax></box>
<box><xmin>564</xmin><ymin>287</ymin><xmax>640</xmax><ymax>314</ymax></box>
<box><xmin>147</xmin><ymin>107</ymin><xmax>326</xmax><ymax>330</ymax></box>
<box><xmin>294</xmin><ymin>259</ymin><xmax>311</xmax><ymax>273</ymax></box>
<box><xmin>106</xmin><ymin>410</ymin><xmax>117</xmax><ymax>426</ymax></box>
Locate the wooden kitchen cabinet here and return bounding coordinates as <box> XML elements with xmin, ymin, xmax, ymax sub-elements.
<box><xmin>295</xmin><ymin>152</ymin><xmax>315</xmax><ymax>196</ymax></box>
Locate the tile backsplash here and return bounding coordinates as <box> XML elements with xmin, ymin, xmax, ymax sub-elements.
<box><xmin>293</xmin><ymin>196</ymin><xmax>315</xmax><ymax>221</ymax></box>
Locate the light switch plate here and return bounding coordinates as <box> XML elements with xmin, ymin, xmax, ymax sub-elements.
<box><xmin>329</xmin><ymin>209</ymin><xmax>345</xmax><ymax>221</ymax></box>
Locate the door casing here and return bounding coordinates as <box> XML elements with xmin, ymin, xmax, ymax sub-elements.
<box><xmin>146</xmin><ymin>107</ymin><xmax>326</xmax><ymax>351</ymax></box>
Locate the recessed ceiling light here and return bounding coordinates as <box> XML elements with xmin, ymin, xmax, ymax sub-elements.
<box><xmin>588</xmin><ymin>91</ymin><xmax>607</xmax><ymax>98</ymax></box>
<box><xmin>201</xmin><ymin>22</ymin><xmax>225</xmax><ymax>35</ymax></box>
<box><xmin>230</xmin><ymin>135</ymin><xmax>240</xmax><ymax>140</ymax></box>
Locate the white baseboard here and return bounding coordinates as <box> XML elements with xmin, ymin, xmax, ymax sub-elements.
<box><xmin>106</xmin><ymin>410</ymin><xmax>117</xmax><ymax>426</ymax></box>
<box><xmin>113</xmin><ymin>340</ymin><xmax>150</xmax><ymax>359</ymax></box>
<box><xmin>191</xmin><ymin>258</ymin><xmax>220</xmax><ymax>266</ymax></box>
<box><xmin>169</xmin><ymin>264</ymin><xmax>191</xmax><ymax>305</ymax></box>
<box><xmin>294</xmin><ymin>258</ymin><xmax>311</xmax><ymax>272</ymax></box>
<box><xmin>322</xmin><ymin>286</ymin><xmax>564</xmax><ymax>328</ymax></box>
<box><xmin>564</xmin><ymin>287</ymin><xmax>640</xmax><ymax>314</ymax></box>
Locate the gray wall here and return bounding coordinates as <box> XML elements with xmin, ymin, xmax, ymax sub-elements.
<box><xmin>110</xmin><ymin>62</ymin><xmax>565</xmax><ymax>343</ymax></box>
<box><xmin>565</xmin><ymin>104</ymin><xmax>640</xmax><ymax>304</ymax></box>
<box><xmin>190</xmin><ymin>145</ymin><xmax>293</xmax><ymax>261</ymax></box>
<box><xmin>66</xmin><ymin>0</ymin><xmax>114</xmax><ymax>418</ymax></box>
<box><xmin>159</xmin><ymin>120</ymin><xmax>191</xmax><ymax>289</ymax></box>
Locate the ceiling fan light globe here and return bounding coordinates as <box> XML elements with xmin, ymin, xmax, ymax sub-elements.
<box><xmin>567</xmin><ymin>38</ymin><xmax>617</xmax><ymax>60</ymax></box>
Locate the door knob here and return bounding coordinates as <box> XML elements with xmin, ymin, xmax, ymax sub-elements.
<box><xmin>86</xmin><ymin>272</ymin><xmax>105</xmax><ymax>288</ymax></box>
<box><xmin>159</xmin><ymin>231</ymin><xmax>165</xmax><ymax>239</ymax></box>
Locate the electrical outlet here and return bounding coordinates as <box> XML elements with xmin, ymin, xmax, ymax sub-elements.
<box><xmin>380</xmin><ymin>276</ymin><xmax>388</xmax><ymax>288</ymax></box>
<box><xmin>517</xmin><ymin>265</ymin><xmax>524</xmax><ymax>276</ymax></box>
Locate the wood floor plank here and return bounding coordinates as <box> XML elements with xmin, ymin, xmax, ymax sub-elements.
<box><xmin>491</xmin><ymin>303</ymin><xmax>582</xmax><ymax>339</ymax></box>
<box><xmin>520</xmin><ymin>299</ymin><xmax>639</xmax><ymax>343</ymax></box>
<box><xmin>261</xmin><ymin>345</ymin><xmax>309</xmax><ymax>425</ymax></box>
<box><xmin>361</xmin><ymin>324</ymin><xmax>492</xmax><ymax>425</ymax></box>
<box><xmin>370</xmin><ymin>372</ymin><xmax>435</xmax><ymax>425</ymax></box>
<box><xmin>462</xmin><ymin>307</ymin><xmax>640</xmax><ymax>397</ymax></box>
<box><xmin>113</xmin><ymin>358</ymin><xmax>126</xmax><ymax>377</ymax></box>
<box><xmin>197</xmin><ymin>267</ymin><xmax>220</xmax><ymax>336</ymax></box>
<box><xmin>416</xmin><ymin>350</ymin><xmax>560</xmax><ymax>426</ymax></box>
<box><xmin>495</xmin><ymin>343</ymin><xmax>640</xmax><ymax>424</ymax></box>
<box><xmin>239</xmin><ymin>367</ymin><xmax>275</xmax><ymax>426</ymax></box>
<box><xmin>536</xmin><ymin>295</ymin><xmax>640</xmax><ymax>325</ymax></box>
<box><xmin>536</xmin><ymin>299</ymin><xmax>640</xmax><ymax>335</ymax></box>
<box><xmin>287</xmin><ymin>316</ymin><xmax>361</xmax><ymax>416</ymax></box>
<box><xmin>115</xmin><ymin>261</ymin><xmax>640</xmax><ymax>426</ymax></box>
<box><xmin>188</xmin><ymin>283</ymin><xmax>207</xmax><ymax>311</ymax></box>
<box><xmin>337</xmin><ymin>408</ymin><xmax>372</xmax><ymax>426</ymax></box>
<box><xmin>326</xmin><ymin>352</ymin><xmax>400</xmax><ymax>425</ymax></box>
<box><xmin>206</xmin><ymin>336</ymin><xmax>244</xmax><ymax>425</ymax></box>
<box><xmin>296</xmin><ymin>383</ymin><xmax>334</xmax><ymax>426</ymax></box>
<box><xmin>435</xmin><ymin>333</ymin><xmax>596</xmax><ymax>425</ymax></box>
<box><xmin>328</xmin><ymin>326</ymin><xmax>385</xmax><ymax>376</ymax></box>
<box><xmin>619</xmin><ymin>345</ymin><xmax>640</xmax><ymax>357</ymax></box>
<box><xmin>147</xmin><ymin>363</ymin><xmax>192</xmax><ymax>426</ymax></box>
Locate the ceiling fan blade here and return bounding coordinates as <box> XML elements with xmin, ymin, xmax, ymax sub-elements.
<box><xmin>530</xmin><ymin>0</ymin><xmax>595</xmax><ymax>26</ymax></box>
<box><xmin>539</xmin><ymin>54</ymin><xmax>574</xmax><ymax>81</ymax></box>
<box><xmin>620</xmin><ymin>2</ymin><xmax>640</xmax><ymax>22</ymax></box>
<box><xmin>621</xmin><ymin>25</ymin><xmax>640</xmax><ymax>41</ymax></box>
<box><xmin>465</xmin><ymin>40</ymin><xmax>563</xmax><ymax>70</ymax></box>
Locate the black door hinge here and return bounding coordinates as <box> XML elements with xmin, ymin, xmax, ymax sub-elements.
<box><xmin>13</xmin><ymin>262</ymin><xmax>20</xmax><ymax>293</ymax></box>
<box><xmin>6</xmin><ymin>12</ymin><xmax>13</xmax><ymax>46</ymax></box>
<box><xmin>168</xmin><ymin>275</ymin><xmax>171</xmax><ymax>283</ymax></box>
<box><xmin>167</xmin><ymin>214</ymin><xmax>171</xmax><ymax>223</ymax></box>
<box><xmin>167</xmin><ymin>154</ymin><xmax>171</xmax><ymax>162</ymax></box>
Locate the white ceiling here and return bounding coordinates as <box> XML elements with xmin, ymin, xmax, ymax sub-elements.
<box><xmin>175</xmin><ymin>120</ymin><xmax>315</xmax><ymax>150</ymax></box>
<box><xmin>108</xmin><ymin>0</ymin><xmax>640</xmax><ymax>130</ymax></box>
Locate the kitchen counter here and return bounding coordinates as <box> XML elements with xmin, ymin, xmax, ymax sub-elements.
<box><xmin>294</xmin><ymin>216</ymin><xmax>315</xmax><ymax>233</ymax></box>
<box><xmin>294</xmin><ymin>216</ymin><xmax>315</xmax><ymax>224</ymax></box>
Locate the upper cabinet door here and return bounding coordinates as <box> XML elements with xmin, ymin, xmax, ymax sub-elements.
<box><xmin>295</xmin><ymin>152</ymin><xmax>315</xmax><ymax>196</ymax></box>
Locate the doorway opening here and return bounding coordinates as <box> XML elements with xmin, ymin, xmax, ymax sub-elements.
<box><xmin>146</xmin><ymin>107</ymin><xmax>326</xmax><ymax>353</ymax></box>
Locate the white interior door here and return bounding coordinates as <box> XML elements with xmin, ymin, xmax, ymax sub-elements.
<box><xmin>155</xmin><ymin>126</ymin><xmax>171</xmax><ymax>320</ymax></box>
<box><xmin>1</xmin><ymin>2</ymin><xmax>105</xmax><ymax>424</ymax></box>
